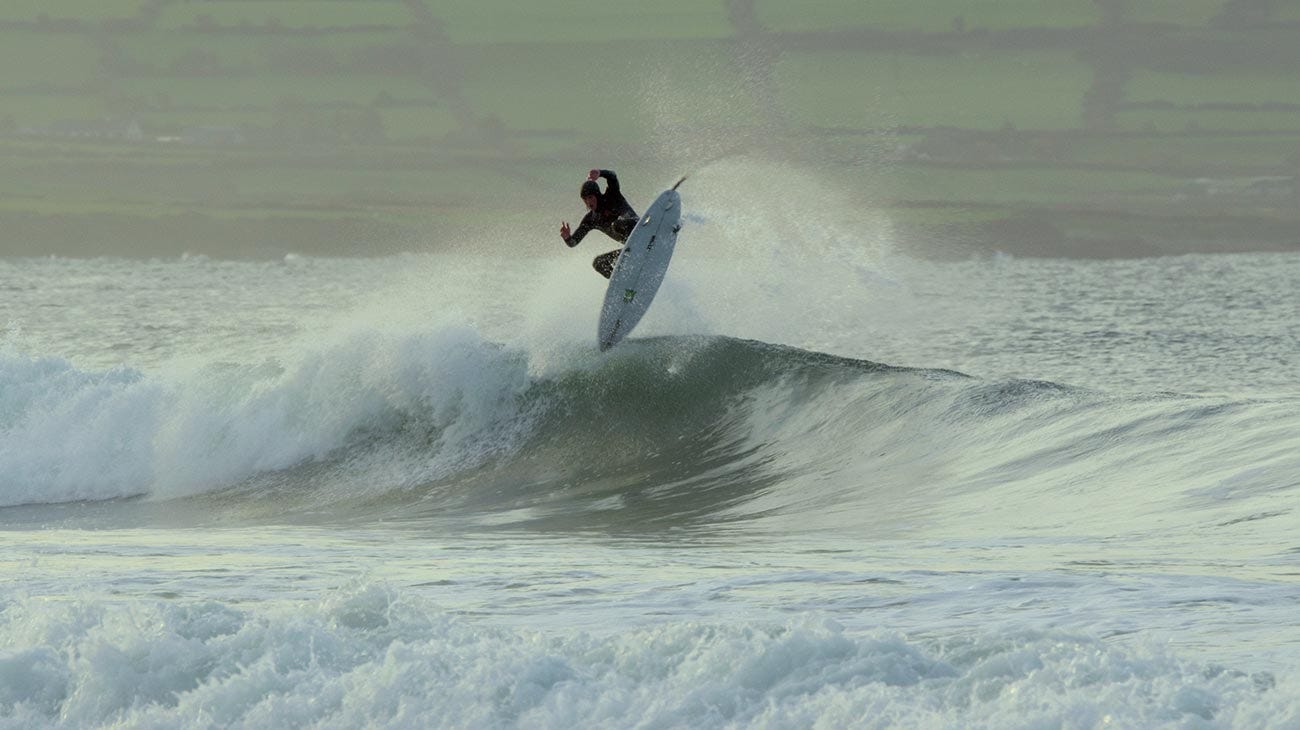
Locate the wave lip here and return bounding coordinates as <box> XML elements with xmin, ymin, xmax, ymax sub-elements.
<box><xmin>206</xmin><ymin>335</ymin><xmax>969</xmax><ymax>531</ymax></box>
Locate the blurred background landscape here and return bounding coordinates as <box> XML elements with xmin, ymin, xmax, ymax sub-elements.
<box><xmin>2</xmin><ymin>0</ymin><xmax>1297</xmax><ymax>259</ymax></box>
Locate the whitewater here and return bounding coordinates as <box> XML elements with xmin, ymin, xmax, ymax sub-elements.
<box><xmin>3</xmin><ymin>175</ymin><xmax>1300</xmax><ymax>727</ymax></box>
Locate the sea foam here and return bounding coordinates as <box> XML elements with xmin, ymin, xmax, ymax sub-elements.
<box><xmin>0</xmin><ymin>322</ymin><xmax>537</xmax><ymax>508</ymax></box>
<box><xmin>0</xmin><ymin>584</ymin><xmax>1291</xmax><ymax>729</ymax></box>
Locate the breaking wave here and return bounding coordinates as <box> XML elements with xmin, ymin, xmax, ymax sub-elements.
<box><xmin>2</xmin><ymin>328</ymin><xmax>1297</xmax><ymax>537</ymax></box>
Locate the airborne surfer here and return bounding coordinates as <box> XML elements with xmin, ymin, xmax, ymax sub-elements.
<box><xmin>560</xmin><ymin>168</ymin><xmax>639</xmax><ymax>279</ymax></box>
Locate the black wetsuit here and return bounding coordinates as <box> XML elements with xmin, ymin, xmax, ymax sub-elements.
<box><xmin>564</xmin><ymin>169</ymin><xmax>639</xmax><ymax>279</ymax></box>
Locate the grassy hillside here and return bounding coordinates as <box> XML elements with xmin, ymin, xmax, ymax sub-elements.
<box><xmin>0</xmin><ymin>0</ymin><xmax>1297</xmax><ymax>258</ymax></box>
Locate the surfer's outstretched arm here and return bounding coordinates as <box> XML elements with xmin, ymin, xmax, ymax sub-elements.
<box><xmin>562</xmin><ymin>214</ymin><xmax>594</xmax><ymax>247</ymax></box>
<box><xmin>597</xmin><ymin>169</ymin><xmax>620</xmax><ymax>196</ymax></box>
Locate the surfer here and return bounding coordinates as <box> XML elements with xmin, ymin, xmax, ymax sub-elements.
<box><xmin>560</xmin><ymin>168</ymin><xmax>639</xmax><ymax>279</ymax></box>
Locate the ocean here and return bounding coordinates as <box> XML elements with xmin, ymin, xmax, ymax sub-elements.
<box><xmin>2</xmin><ymin>204</ymin><xmax>1299</xmax><ymax>727</ymax></box>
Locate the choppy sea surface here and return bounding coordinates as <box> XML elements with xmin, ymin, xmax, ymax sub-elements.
<box><xmin>2</xmin><ymin>227</ymin><xmax>1299</xmax><ymax>726</ymax></box>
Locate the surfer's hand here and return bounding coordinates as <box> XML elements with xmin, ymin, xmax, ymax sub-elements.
<box><xmin>588</xmin><ymin>169</ymin><xmax>600</xmax><ymax>181</ymax></box>
<box><xmin>560</xmin><ymin>221</ymin><xmax>571</xmax><ymax>241</ymax></box>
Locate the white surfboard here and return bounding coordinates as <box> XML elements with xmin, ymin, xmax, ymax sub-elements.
<box><xmin>597</xmin><ymin>176</ymin><xmax>686</xmax><ymax>351</ymax></box>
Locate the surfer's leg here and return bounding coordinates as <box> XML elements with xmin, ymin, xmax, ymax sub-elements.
<box><xmin>592</xmin><ymin>249</ymin><xmax>620</xmax><ymax>279</ymax></box>
<box><xmin>612</xmin><ymin>217</ymin><xmax>638</xmax><ymax>241</ymax></box>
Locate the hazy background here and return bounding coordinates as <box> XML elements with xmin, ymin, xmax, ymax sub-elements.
<box><xmin>1</xmin><ymin>0</ymin><xmax>1297</xmax><ymax>259</ymax></box>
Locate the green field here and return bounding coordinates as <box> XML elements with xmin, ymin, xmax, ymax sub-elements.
<box><xmin>374</xmin><ymin>106</ymin><xmax>462</xmax><ymax>142</ymax></box>
<box><xmin>109</xmin><ymin>74</ymin><xmax>434</xmax><ymax>109</ymax></box>
<box><xmin>0</xmin><ymin>0</ymin><xmax>1297</xmax><ymax>258</ymax></box>
<box><xmin>756</xmin><ymin>0</ymin><xmax>1099</xmax><ymax>32</ymax></box>
<box><xmin>458</xmin><ymin>42</ymin><xmax>761</xmax><ymax>136</ymax></box>
<box><xmin>154</xmin><ymin>1</ymin><xmax>415</xmax><ymax>30</ymax></box>
<box><xmin>6</xmin><ymin>95</ymin><xmax>105</xmax><ymax>126</ymax></box>
<box><xmin>889</xmin><ymin>166</ymin><xmax>1182</xmax><ymax>205</ymax></box>
<box><xmin>776</xmin><ymin>49</ymin><xmax>1093</xmax><ymax>130</ymax></box>
<box><xmin>116</xmin><ymin>31</ymin><xmax>405</xmax><ymax>70</ymax></box>
<box><xmin>432</xmin><ymin>0</ymin><xmax>735</xmax><ymax>43</ymax></box>
<box><xmin>0</xmin><ymin>33</ymin><xmax>99</xmax><ymax>87</ymax></box>
<box><xmin>1064</xmin><ymin>134</ymin><xmax>1300</xmax><ymax>168</ymax></box>
<box><xmin>0</xmin><ymin>0</ymin><xmax>146</xmax><ymax>22</ymax></box>
<box><xmin>1129</xmin><ymin>70</ymin><xmax>1300</xmax><ymax>106</ymax></box>
<box><xmin>1117</xmin><ymin>109</ymin><xmax>1300</xmax><ymax>133</ymax></box>
<box><xmin>1126</xmin><ymin>0</ymin><xmax>1226</xmax><ymax>26</ymax></box>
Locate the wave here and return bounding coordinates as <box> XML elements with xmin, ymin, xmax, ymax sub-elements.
<box><xmin>2</xmin><ymin>330</ymin><xmax>1298</xmax><ymax>535</ymax></box>
<box><xmin>0</xmin><ymin>582</ymin><xmax>1288</xmax><ymax>729</ymax></box>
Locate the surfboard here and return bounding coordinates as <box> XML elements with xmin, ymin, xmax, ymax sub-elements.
<box><xmin>597</xmin><ymin>176</ymin><xmax>686</xmax><ymax>351</ymax></box>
